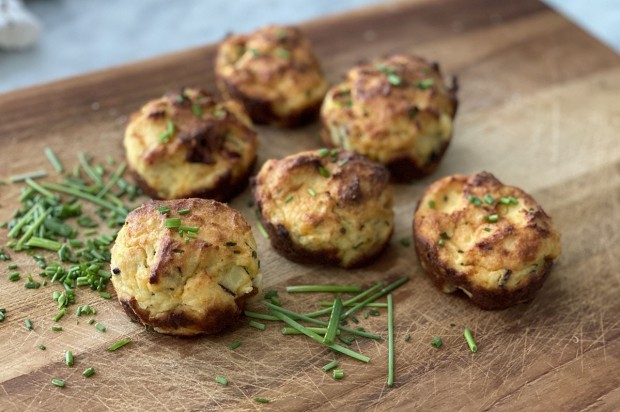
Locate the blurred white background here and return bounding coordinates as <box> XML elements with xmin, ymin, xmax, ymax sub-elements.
<box><xmin>0</xmin><ymin>0</ymin><xmax>618</xmax><ymax>93</ymax></box>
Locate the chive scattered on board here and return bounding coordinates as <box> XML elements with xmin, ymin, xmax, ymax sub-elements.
<box><xmin>66</xmin><ymin>351</ymin><xmax>74</xmax><ymax>367</ymax></box>
<box><xmin>387</xmin><ymin>294</ymin><xmax>395</xmax><ymax>387</ymax></box>
<box><xmin>38</xmin><ymin>344</ymin><xmax>46</xmax><ymax>350</ymax></box>
<box><xmin>44</xmin><ymin>147</ymin><xmax>64</xmax><ymax>173</ymax></box>
<box><xmin>52</xmin><ymin>325</ymin><xmax>63</xmax><ymax>332</ymax></box>
<box><xmin>108</xmin><ymin>338</ymin><xmax>132</xmax><ymax>351</ymax></box>
<box><xmin>322</xmin><ymin>360</ymin><xmax>339</xmax><ymax>372</ymax></box>
<box><xmin>215</xmin><ymin>376</ymin><xmax>228</xmax><ymax>386</ymax></box>
<box><xmin>51</xmin><ymin>378</ymin><xmax>65</xmax><ymax>388</ymax></box>
<box><xmin>249</xmin><ymin>320</ymin><xmax>266</xmax><ymax>331</ymax></box>
<box><xmin>254</xmin><ymin>397</ymin><xmax>270</xmax><ymax>404</ymax></box>
<box><xmin>95</xmin><ymin>323</ymin><xmax>106</xmax><ymax>332</ymax></box>
<box><xmin>323</xmin><ymin>296</ymin><xmax>343</xmax><ymax>345</ymax></box>
<box><xmin>431</xmin><ymin>336</ymin><xmax>443</xmax><ymax>349</ymax></box>
<box><xmin>25</xmin><ymin>319</ymin><xmax>33</xmax><ymax>330</ymax></box>
<box><xmin>83</xmin><ymin>367</ymin><xmax>95</xmax><ymax>378</ymax></box>
<box><xmin>400</xmin><ymin>237</ymin><xmax>411</xmax><ymax>247</ymax></box>
<box><xmin>332</xmin><ymin>369</ymin><xmax>345</xmax><ymax>380</ymax></box>
<box><xmin>10</xmin><ymin>170</ymin><xmax>48</xmax><ymax>183</ymax></box>
<box><xmin>228</xmin><ymin>340</ymin><xmax>241</xmax><ymax>350</ymax></box>
<box><xmin>286</xmin><ymin>285</ymin><xmax>361</xmax><ymax>293</ymax></box>
<box><xmin>464</xmin><ymin>328</ymin><xmax>478</xmax><ymax>352</ymax></box>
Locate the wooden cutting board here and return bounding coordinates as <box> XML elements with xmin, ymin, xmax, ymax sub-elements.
<box><xmin>1</xmin><ymin>0</ymin><xmax>619</xmax><ymax>410</ymax></box>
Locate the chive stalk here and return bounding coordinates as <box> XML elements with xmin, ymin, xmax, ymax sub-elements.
<box><xmin>108</xmin><ymin>338</ymin><xmax>131</xmax><ymax>351</ymax></box>
<box><xmin>244</xmin><ymin>310</ymin><xmax>278</xmax><ymax>321</ymax></box>
<box><xmin>322</xmin><ymin>360</ymin><xmax>339</xmax><ymax>372</ymax></box>
<box><xmin>281</xmin><ymin>327</ymin><xmax>330</xmax><ymax>335</ymax></box>
<box><xmin>83</xmin><ymin>367</ymin><xmax>95</xmax><ymax>378</ymax></box>
<box><xmin>40</xmin><ymin>182</ymin><xmax>128</xmax><ymax>216</ymax></box>
<box><xmin>304</xmin><ymin>281</ymin><xmax>384</xmax><ymax>318</ymax></box>
<box><xmin>340</xmin><ymin>277</ymin><xmax>409</xmax><ymax>319</ymax></box>
<box><xmin>66</xmin><ymin>351</ymin><xmax>74</xmax><ymax>366</ymax></box>
<box><xmin>25</xmin><ymin>319</ymin><xmax>33</xmax><ymax>330</ymax></box>
<box><xmin>323</xmin><ymin>296</ymin><xmax>343</xmax><ymax>345</ymax></box>
<box><xmin>286</xmin><ymin>285</ymin><xmax>361</xmax><ymax>293</ymax></box>
<box><xmin>319</xmin><ymin>301</ymin><xmax>387</xmax><ymax>308</ymax></box>
<box><xmin>228</xmin><ymin>340</ymin><xmax>241</xmax><ymax>350</ymax></box>
<box><xmin>387</xmin><ymin>294</ymin><xmax>395</xmax><ymax>387</ymax></box>
<box><xmin>249</xmin><ymin>320</ymin><xmax>266</xmax><ymax>331</ymax></box>
<box><xmin>24</xmin><ymin>178</ymin><xmax>55</xmax><ymax>198</ymax></box>
<box><xmin>51</xmin><ymin>378</ymin><xmax>65</xmax><ymax>388</ymax></box>
<box><xmin>254</xmin><ymin>398</ymin><xmax>269</xmax><ymax>404</ymax></box>
<box><xmin>95</xmin><ymin>323</ymin><xmax>106</xmax><ymax>332</ymax></box>
<box><xmin>215</xmin><ymin>376</ymin><xmax>228</xmax><ymax>386</ymax></box>
<box><xmin>431</xmin><ymin>336</ymin><xmax>443</xmax><ymax>348</ymax></box>
<box><xmin>464</xmin><ymin>328</ymin><xmax>477</xmax><ymax>352</ymax></box>
<box><xmin>332</xmin><ymin>369</ymin><xmax>345</xmax><ymax>380</ymax></box>
<box><xmin>9</xmin><ymin>170</ymin><xmax>47</xmax><ymax>183</ymax></box>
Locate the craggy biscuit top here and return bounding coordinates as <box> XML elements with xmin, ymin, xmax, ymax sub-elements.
<box><xmin>321</xmin><ymin>54</ymin><xmax>458</xmax><ymax>177</ymax></box>
<box><xmin>216</xmin><ymin>25</ymin><xmax>328</xmax><ymax>124</ymax></box>
<box><xmin>124</xmin><ymin>87</ymin><xmax>257</xmax><ymax>199</ymax></box>
<box><xmin>414</xmin><ymin>172</ymin><xmax>561</xmax><ymax>292</ymax></box>
<box><xmin>254</xmin><ymin>149</ymin><xmax>393</xmax><ymax>267</ymax></box>
<box><xmin>110</xmin><ymin>198</ymin><xmax>261</xmax><ymax>335</ymax></box>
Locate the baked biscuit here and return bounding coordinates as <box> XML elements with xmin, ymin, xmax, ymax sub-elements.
<box><xmin>215</xmin><ymin>25</ymin><xmax>328</xmax><ymax>127</ymax></box>
<box><xmin>321</xmin><ymin>54</ymin><xmax>458</xmax><ymax>181</ymax></box>
<box><xmin>110</xmin><ymin>198</ymin><xmax>261</xmax><ymax>336</ymax></box>
<box><xmin>253</xmin><ymin>149</ymin><xmax>393</xmax><ymax>268</ymax></box>
<box><xmin>124</xmin><ymin>87</ymin><xmax>257</xmax><ymax>201</ymax></box>
<box><xmin>413</xmin><ymin>172</ymin><xmax>561</xmax><ymax>310</ymax></box>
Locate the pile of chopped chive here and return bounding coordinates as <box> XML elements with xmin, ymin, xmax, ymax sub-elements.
<box><xmin>1</xmin><ymin>149</ymin><xmax>141</xmax><ymax>312</ymax></box>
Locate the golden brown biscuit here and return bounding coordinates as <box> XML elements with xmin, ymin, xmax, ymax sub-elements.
<box><xmin>321</xmin><ymin>54</ymin><xmax>458</xmax><ymax>181</ymax></box>
<box><xmin>413</xmin><ymin>172</ymin><xmax>561</xmax><ymax>310</ymax></box>
<box><xmin>215</xmin><ymin>25</ymin><xmax>328</xmax><ymax>127</ymax></box>
<box><xmin>110</xmin><ymin>198</ymin><xmax>261</xmax><ymax>336</ymax></box>
<box><xmin>124</xmin><ymin>87</ymin><xmax>257</xmax><ymax>201</ymax></box>
<box><xmin>253</xmin><ymin>149</ymin><xmax>393</xmax><ymax>268</ymax></box>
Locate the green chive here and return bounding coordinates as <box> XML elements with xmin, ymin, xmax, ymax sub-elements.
<box><xmin>486</xmin><ymin>214</ymin><xmax>499</xmax><ymax>223</ymax></box>
<box><xmin>83</xmin><ymin>367</ymin><xmax>95</xmax><ymax>378</ymax></box>
<box><xmin>281</xmin><ymin>327</ymin><xmax>329</xmax><ymax>335</ymax></box>
<box><xmin>66</xmin><ymin>351</ymin><xmax>74</xmax><ymax>366</ymax></box>
<box><xmin>323</xmin><ymin>296</ymin><xmax>343</xmax><ymax>345</ymax></box>
<box><xmin>387</xmin><ymin>73</ymin><xmax>402</xmax><ymax>86</ymax></box>
<box><xmin>254</xmin><ymin>398</ymin><xmax>269</xmax><ymax>404</ymax></box>
<box><xmin>484</xmin><ymin>194</ymin><xmax>494</xmax><ymax>204</ymax></box>
<box><xmin>322</xmin><ymin>360</ymin><xmax>339</xmax><ymax>372</ymax></box>
<box><xmin>178</xmin><ymin>208</ymin><xmax>190</xmax><ymax>215</ymax></box>
<box><xmin>256</xmin><ymin>220</ymin><xmax>270</xmax><ymax>239</ymax></box>
<box><xmin>26</xmin><ymin>236</ymin><xmax>62</xmax><ymax>252</ymax></box>
<box><xmin>156</xmin><ymin>205</ymin><xmax>170</xmax><ymax>214</ymax></box>
<box><xmin>464</xmin><ymin>327</ymin><xmax>477</xmax><ymax>352</ymax></box>
<box><xmin>88</xmin><ymin>318</ymin><xmax>95</xmax><ymax>325</ymax></box>
<box><xmin>8</xmin><ymin>264</ymin><xmax>18</xmax><ymax>270</ymax></box>
<box><xmin>431</xmin><ymin>336</ymin><xmax>443</xmax><ymax>348</ymax></box>
<box><xmin>428</xmin><ymin>200</ymin><xmax>436</xmax><ymax>209</ymax></box>
<box><xmin>24</xmin><ymin>178</ymin><xmax>55</xmax><ymax>198</ymax></box>
<box><xmin>38</xmin><ymin>344</ymin><xmax>46</xmax><ymax>350</ymax></box>
<box><xmin>416</xmin><ymin>79</ymin><xmax>435</xmax><ymax>90</ymax></box>
<box><xmin>228</xmin><ymin>340</ymin><xmax>241</xmax><ymax>350</ymax></box>
<box><xmin>95</xmin><ymin>323</ymin><xmax>106</xmax><ymax>332</ymax></box>
<box><xmin>387</xmin><ymin>294</ymin><xmax>395</xmax><ymax>387</ymax></box>
<box><xmin>108</xmin><ymin>338</ymin><xmax>131</xmax><ymax>351</ymax></box>
<box><xmin>44</xmin><ymin>147</ymin><xmax>64</xmax><ymax>173</ymax></box>
<box><xmin>41</xmin><ymin>182</ymin><xmax>128</xmax><ymax>216</ymax></box>
<box><xmin>179</xmin><ymin>225</ymin><xmax>199</xmax><ymax>233</ymax></box>
<box><xmin>9</xmin><ymin>273</ymin><xmax>20</xmax><ymax>282</ymax></box>
<box><xmin>285</xmin><ymin>285</ymin><xmax>361</xmax><ymax>293</ymax></box>
<box><xmin>400</xmin><ymin>237</ymin><xmax>411</xmax><ymax>247</ymax></box>
<box><xmin>307</xmin><ymin>188</ymin><xmax>317</xmax><ymax>197</ymax></box>
<box><xmin>53</xmin><ymin>309</ymin><xmax>66</xmax><ymax>322</ymax></box>
<box><xmin>275</xmin><ymin>48</ymin><xmax>290</xmax><ymax>59</ymax></box>
<box><xmin>99</xmin><ymin>292</ymin><xmax>112</xmax><ymax>299</ymax></box>
<box><xmin>268</xmin><ymin>310</ymin><xmax>370</xmax><ymax>363</ymax></box>
<box><xmin>468</xmin><ymin>195</ymin><xmax>482</xmax><ymax>206</ymax></box>
<box><xmin>10</xmin><ymin>170</ymin><xmax>47</xmax><ymax>183</ymax></box>
<box><xmin>500</xmin><ymin>196</ymin><xmax>519</xmax><ymax>205</ymax></box>
<box><xmin>165</xmin><ymin>218</ymin><xmax>182</xmax><ymax>228</ymax></box>
<box><xmin>332</xmin><ymin>369</ymin><xmax>345</xmax><ymax>380</ymax></box>
<box><xmin>305</xmin><ymin>282</ymin><xmax>384</xmax><ymax>318</ymax></box>
<box><xmin>192</xmin><ymin>103</ymin><xmax>202</xmax><ymax>117</ymax></box>
<box><xmin>215</xmin><ymin>376</ymin><xmax>228</xmax><ymax>386</ymax></box>
<box><xmin>404</xmin><ymin>334</ymin><xmax>411</xmax><ymax>342</ymax></box>
<box><xmin>340</xmin><ymin>277</ymin><xmax>409</xmax><ymax>319</ymax></box>
<box><xmin>97</xmin><ymin>162</ymin><xmax>127</xmax><ymax>198</ymax></box>
<box><xmin>318</xmin><ymin>166</ymin><xmax>330</xmax><ymax>178</ymax></box>
<box><xmin>249</xmin><ymin>320</ymin><xmax>266</xmax><ymax>331</ymax></box>
<box><xmin>25</xmin><ymin>319</ymin><xmax>33</xmax><ymax>330</ymax></box>
<box><xmin>250</xmin><ymin>48</ymin><xmax>261</xmax><ymax>57</ymax></box>
<box><xmin>317</xmin><ymin>148</ymin><xmax>330</xmax><ymax>157</ymax></box>
<box><xmin>438</xmin><ymin>238</ymin><xmax>445</xmax><ymax>247</ymax></box>
<box><xmin>284</xmin><ymin>195</ymin><xmax>294</xmax><ymax>203</ymax></box>
<box><xmin>51</xmin><ymin>378</ymin><xmax>65</xmax><ymax>388</ymax></box>
<box><xmin>318</xmin><ymin>301</ymin><xmax>387</xmax><ymax>308</ymax></box>
<box><xmin>158</xmin><ymin>120</ymin><xmax>176</xmax><ymax>143</ymax></box>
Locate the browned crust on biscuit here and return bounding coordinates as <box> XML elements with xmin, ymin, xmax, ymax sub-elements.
<box><xmin>129</xmin><ymin>156</ymin><xmax>255</xmax><ymax>202</ymax></box>
<box><xmin>413</xmin><ymin>231</ymin><xmax>554</xmax><ymax>310</ymax></box>
<box><xmin>218</xmin><ymin>78</ymin><xmax>321</xmax><ymax>127</ymax></box>
<box><xmin>119</xmin><ymin>288</ymin><xmax>256</xmax><ymax>336</ymax></box>
<box><xmin>256</xmin><ymin>211</ymin><xmax>390</xmax><ymax>268</ymax></box>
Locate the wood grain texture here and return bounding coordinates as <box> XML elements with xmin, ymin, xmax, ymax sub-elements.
<box><xmin>1</xmin><ymin>0</ymin><xmax>619</xmax><ymax>410</ymax></box>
